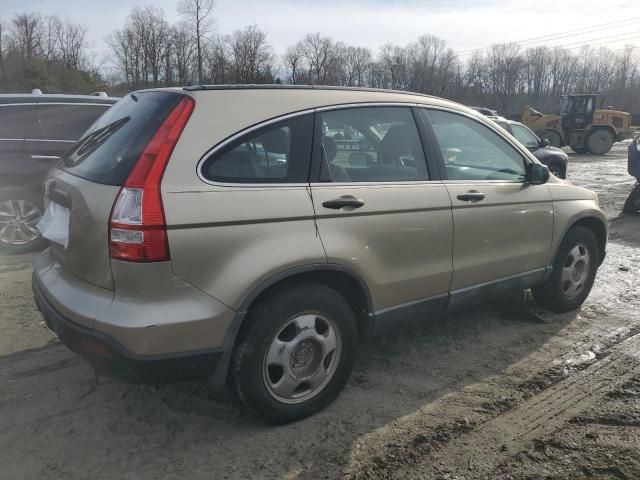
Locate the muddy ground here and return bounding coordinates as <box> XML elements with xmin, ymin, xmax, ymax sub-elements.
<box><xmin>1</xmin><ymin>143</ymin><xmax>639</xmax><ymax>479</ymax></box>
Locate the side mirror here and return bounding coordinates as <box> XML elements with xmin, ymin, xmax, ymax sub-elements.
<box><xmin>528</xmin><ymin>163</ymin><xmax>550</xmax><ymax>185</ymax></box>
<box><xmin>539</xmin><ymin>138</ymin><xmax>550</xmax><ymax>148</ymax></box>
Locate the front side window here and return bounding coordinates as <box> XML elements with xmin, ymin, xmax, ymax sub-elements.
<box><xmin>426</xmin><ymin>109</ymin><xmax>526</xmax><ymax>182</ymax></box>
<box><xmin>201</xmin><ymin>114</ymin><xmax>313</xmax><ymax>183</ymax></box>
<box><xmin>319</xmin><ymin>106</ymin><xmax>428</xmax><ymax>182</ymax></box>
<box><xmin>37</xmin><ymin>104</ymin><xmax>110</xmax><ymax>141</ymax></box>
<box><xmin>510</xmin><ymin>124</ymin><xmax>539</xmax><ymax>149</ymax></box>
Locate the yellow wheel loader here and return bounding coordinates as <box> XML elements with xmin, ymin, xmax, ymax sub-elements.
<box><xmin>522</xmin><ymin>94</ymin><xmax>633</xmax><ymax>155</ymax></box>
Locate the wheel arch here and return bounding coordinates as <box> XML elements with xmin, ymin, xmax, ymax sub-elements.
<box><xmin>589</xmin><ymin>124</ymin><xmax>616</xmax><ymax>138</ymax></box>
<box><xmin>555</xmin><ymin>214</ymin><xmax>607</xmax><ymax>267</ymax></box>
<box><xmin>208</xmin><ymin>264</ymin><xmax>374</xmax><ymax>391</ymax></box>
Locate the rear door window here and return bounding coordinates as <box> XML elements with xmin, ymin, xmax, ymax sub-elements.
<box><xmin>318</xmin><ymin>106</ymin><xmax>429</xmax><ymax>182</ymax></box>
<box><xmin>0</xmin><ymin>105</ymin><xmax>35</xmax><ymax>139</ymax></box>
<box><xmin>60</xmin><ymin>92</ymin><xmax>183</xmax><ymax>185</ymax></box>
<box><xmin>36</xmin><ymin>104</ymin><xmax>110</xmax><ymax>141</ymax></box>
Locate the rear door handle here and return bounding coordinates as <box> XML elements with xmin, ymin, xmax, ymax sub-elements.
<box><xmin>31</xmin><ymin>155</ymin><xmax>61</xmax><ymax>160</ymax></box>
<box><xmin>456</xmin><ymin>191</ymin><xmax>485</xmax><ymax>202</ymax></box>
<box><xmin>322</xmin><ymin>195</ymin><xmax>365</xmax><ymax>209</ymax></box>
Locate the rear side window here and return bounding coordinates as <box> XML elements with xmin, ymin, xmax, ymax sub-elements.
<box><xmin>37</xmin><ymin>104</ymin><xmax>110</xmax><ymax>141</ymax></box>
<box><xmin>0</xmin><ymin>105</ymin><xmax>35</xmax><ymax>139</ymax></box>
<box><xmin>61</xmin><ymin>92</ymin><xmax>183</xmax><ymax>185</ymax></box>
<box><xmin>200</xmin><ymin>114</ymin><xmax>314</xmax><ymax>183</ymax></box>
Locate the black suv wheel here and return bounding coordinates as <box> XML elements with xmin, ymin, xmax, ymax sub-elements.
<box><xmin>0</xmin><ymin>187</ymin><xmax>47</xmax><ymax>254</ymax></box>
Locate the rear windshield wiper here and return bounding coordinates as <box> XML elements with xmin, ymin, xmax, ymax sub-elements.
<box><xmin>64</xmin><ymin>117</ymin><xmax>130</xmax><ymax>165</ymax></box>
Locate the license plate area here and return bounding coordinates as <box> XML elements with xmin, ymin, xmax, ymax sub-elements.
<box><xmin>38</xmin><ymin>201</ymin><xmax>70</xmax><ymax>249</ymax></box>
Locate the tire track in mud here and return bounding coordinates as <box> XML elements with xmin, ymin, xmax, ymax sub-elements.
<box><xmin>415</xmin><ymin>334</ymin><xmax>640</xmax><ymax>478</ymax></box>
<box><xmin>345</xmin><ymin>321</ymin><xmax>640</xmax><ymax>480</ymax></box>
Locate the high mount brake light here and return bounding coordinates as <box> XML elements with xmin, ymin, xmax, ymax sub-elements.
<box><xmin>109</xmin><ymin>96</ymin><xmax>194</xmax><ymax>262</ymax></box>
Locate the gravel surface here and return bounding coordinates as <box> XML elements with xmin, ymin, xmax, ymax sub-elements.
<box><xmin>1</xmin><ymin>144</ymin><xmax>639</xmax><ymax>479</ymax></box>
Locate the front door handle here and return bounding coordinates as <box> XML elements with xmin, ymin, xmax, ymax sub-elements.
<box><xmin>322</xmin><ymin>195</ymin><xmax>365</xmax><ymax>210</ymax></box>
<box><xmin>457</xmin><ymin>191</ymin><xmax>485</xmax><ymax>202</ymax></box>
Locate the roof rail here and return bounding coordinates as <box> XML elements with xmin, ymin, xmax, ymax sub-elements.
<box><xmin>181</xmin><ymin>83</ymin><xmax>441</xmax><ymax>100</ymax></box>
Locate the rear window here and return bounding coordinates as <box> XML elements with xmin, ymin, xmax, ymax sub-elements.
<box><xmin>60</xmin><ymin>92</ymin><xmax>183</xmax><ymax>185</ymax></box>
<box><xmin>37</xmin><ymin>104</ymin><xmax>110</xmax><ymax>141</ymax></box>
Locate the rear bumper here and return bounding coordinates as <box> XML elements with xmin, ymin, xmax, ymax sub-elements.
<box><xmin>33</xmin><ymin>273</ymin><xmax>223</xmax><ymax>383</ymax></box>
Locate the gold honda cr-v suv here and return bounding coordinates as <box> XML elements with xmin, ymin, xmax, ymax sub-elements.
<box><xmin>33</xmin><ymin>86</ymin><xmax>606</xmax><ymax>423</ymax></box>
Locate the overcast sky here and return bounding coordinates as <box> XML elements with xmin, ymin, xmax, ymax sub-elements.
<box><xmin>4</xmin><ymin>0</ymin><xmax>640</xmax><ymax>65</ymax></box>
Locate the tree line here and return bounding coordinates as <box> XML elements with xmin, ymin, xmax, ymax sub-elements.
<box><xmin>0</xmin><ymin>13</ymin><xmax>103</xmax><ymax>93</ymax></box>
<box><xmin>2</xmin><ymin>3</ymin><xmax>640</xmax><ymax>116</ymax></box>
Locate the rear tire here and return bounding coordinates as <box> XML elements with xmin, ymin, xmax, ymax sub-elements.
<box><xmin>232</xmin><ymin>282</ymin><xmax>358</xmax><ymax>424</ymax></box>
<box><xmin>587</xmin><ymin>130</ymin><xmax>614</xmax><ymax>155</ymax></box>
<box><xmin>0</xmin><ymin>187</ymin><xmax>47</xmax><ymax>254</ymax></box>
<box><xmin>532</xmin><ymin>226</ymin><xmax>599</xmax><ymax>313</ymax></box>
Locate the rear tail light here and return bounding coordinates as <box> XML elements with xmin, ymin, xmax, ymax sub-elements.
<box><xmin>109</xmin><ymin>96</ymin><xmax>194</xmax><ymax>262</ymax></box>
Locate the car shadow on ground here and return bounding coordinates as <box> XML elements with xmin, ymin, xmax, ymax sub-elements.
<box><xmin>609</xmin><ymin>213</ymin><xmax>640</xmax><ymax>247</ymax></box>
<box><xmin>0</xmin><ymin>291</ymin><xmax>578</xmax><ymax>479</ymax></box>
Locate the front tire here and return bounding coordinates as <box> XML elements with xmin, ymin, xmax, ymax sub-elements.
<box><xmin>0</xmin><ymin>187</ymin><xmax>47</xmax><ymax>254</ymax></box>
<box><xmin>587</xmin><ymin>130</ymin><xmax>614</xmax><ymax>155</ymax></box>
<box><xmin>532</xmin><ymin>226</ymin><xmax>599</xmax><ymax>313</ymax></box>
<box><xmin>232</xmin><ymin>282</ymin><xmax>358</xmax><ymax>423</ymax></box>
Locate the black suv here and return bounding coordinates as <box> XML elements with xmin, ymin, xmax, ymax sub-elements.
<box><xmin>493</xmin><ymin>119</ymin><xmax>569</xmax><ymax>179</ymax></box>
<box><xmin>0</xmin><ymin>93</ymin><xmax>118</xmax><ymax>253</ymax></box>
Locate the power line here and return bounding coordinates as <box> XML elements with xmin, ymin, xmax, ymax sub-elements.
<box><xmin>565</xmin><ymin>35</ymin><xmax>640</xmax><ymax>50</ymax></box>
<box><xmin>456</xmin><ymin>16</ymin><xmax>640</xmax><ymax>56</ymax></box>
<box><xmin>555</xmin><ymin>30</ymin><xmax>640</xmax><ymax>49</ymax></box>
<box><xmin>517</xmin><ymin>20</ymin><xmax>640</xmax><ymax>47</ymax></box>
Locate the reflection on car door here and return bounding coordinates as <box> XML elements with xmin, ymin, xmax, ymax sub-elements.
<box><xmin>310</xmin><ymin>105</ymin><xmax>453</xmax><ymax>322</ymax></box>
<box><xmin>422</xmin><ymin>108</ymin><xmax>553</xmax><ymax>304</ymax></box>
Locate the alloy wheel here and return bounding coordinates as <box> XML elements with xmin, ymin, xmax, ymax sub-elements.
<box><xmin>0</xmin><ymin>199</ymin><xmax>42</xmax><ymax>245</ymax></box>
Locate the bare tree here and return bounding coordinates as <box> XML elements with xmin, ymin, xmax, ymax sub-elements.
<box><xmin>377</xmin><ymin>43</ymin><xmax>409</xmax><ymax>90</ymax></box>
<box><xmin>342</xmin><ymin>46</ymin><xmax>372</xmax><ymax>86</ymax></box>
<box><xmin>283</xmin><ymin>44</ymin><xmax>305</xmax><ymax>84</ymax></box>
<box><xmin>225</xmin><ymin>25</ymin><xmax>274</xmax><ymax>83</ymax></box>
<box><xmin>178</xmin><ymin>0</ymin><xmax>214</xmax><ymax>83</ymax></box>
<box><xmin>204</xmin><ymin>35</ymin><xmax>229</xmax><ymax>83</ymax></box>
<box><xmin>56</xmin><ymin>18</ymin><xmax>88</xmax><ymax>70</ymax></box>
<box><xmin>0</xmin><ymin>20</ymin><xmax>6</xmax><ymax>83</ymax></box>
<box><xmin>12</xmin><ymin>12</ymin><xmax>44</xmax><ymax>59</ymax></box>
